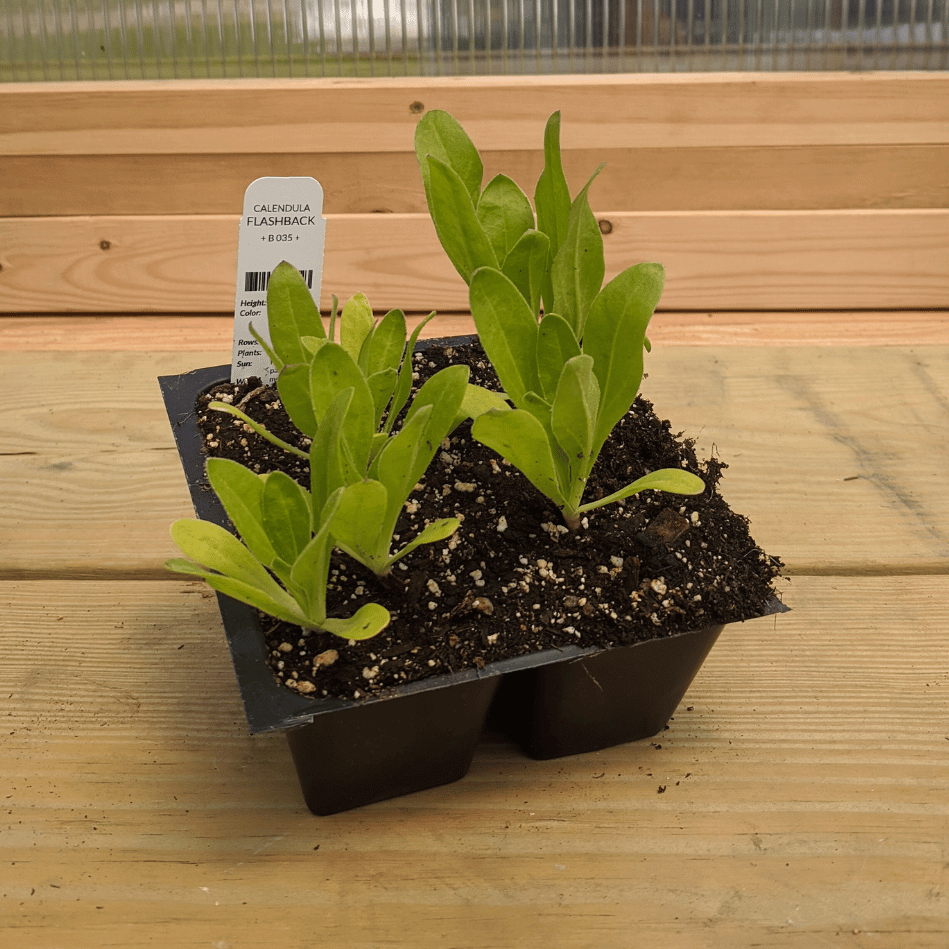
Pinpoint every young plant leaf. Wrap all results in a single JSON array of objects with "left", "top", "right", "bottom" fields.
[
  {"left": 534, "top": 111, "right": 572, "bottom": 313},
  {"left": 550, "top": 355, "right": 600, "bottom": 500},
  {"left": 577, "top": 469, "right": 705, "bottom": 517},
  {"left": 476, "top": 174, "right": 536, "bottom": 265},
  {"left": 550, "top": 166, "right": 605, "bottom": 339},
  {"left": 426, "top": 156, "right": 498, "bottom": 284},
  {"left": 168, "top": 518, "right": 288, "bottom": 601},
  {"left": 366, "top": 368, "right": 399, "bottom": 430},
  {"left": 385, "top": 518, "right": 460, "bottom": 570},
  {"left": 469, "top": 267, "right": 540, "bottom": 406},
  {"left": 339, "top": 292, "right": 374, "bottom": 365},
  {"left": 371, "top": 404, "right": 436, "bottom": 531},
  {"left": 308, "top": 343, "right": 375, "bottom": 474},
  {"left": 166, "top": 558, "right": 310, "bottom": 628},
  {"left": 471, "top": 409, "right": 567, "bottom": 509},
  {"left": 534, "top": 111, "right": 572, "bottom": 260},
  {"left": 500, "top": 229, "right": 549, "bottom": 318},
  {"left": 321, "top": 603, "right": 391, "bottom": 641},
  {"left": 266, "top": 261, "right": 324, "bottom": 366},
  {"left": 275, "top": 362, "right": 318, "bottom": 438},
  {"left": 288, "top": 487, "right": 342, "bottom": 620},
  {"left": 536, "top": 313, "right": 581, "bottom": 401},
  {"left": 583, "top": 262, "right": 665, "bottom": 458},
  {"left": 208, "top": 401, "right": 308, "bottom": 458},
  {"left": 414, "top": 108, "right": 483, "bottom": 206},
  {"left": 456, "top": 383, "right": 512, "bottom": 428},
  {"left": 308, "top": 387, "right": 361, "bottom": 517},
  {"left": 204, "top": 457, "right": 276, "bottom": 566},
  {"left": 385, "top": 311, "right": 436, "bottom": 435},
  {"left": 363, "top": 308, "right": 407, "bottom": 378},
  {"left": 261, "top": 470, "right": 312, "bottom": 567},
  {"left": 402, "top": 362, "right": 470, "bottom": 443},
  {"left": 521, "top": 391, "right": 570, "bottom": 500},
  {"left": 330, "top": 479, "right": 390, "bottom": 574}
]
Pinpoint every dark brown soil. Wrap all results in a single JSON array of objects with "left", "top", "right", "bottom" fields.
[{"left": 194, "top": 339, "right": 783, "bottom": 701}]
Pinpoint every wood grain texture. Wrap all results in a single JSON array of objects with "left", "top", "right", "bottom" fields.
[
  {"left": 1, "top": 346, "right": 947, "bottom": 578},
  {"left": 5, "top": 144, "right": 947, "bottom": 217},
  {"left": 0, "top": 576, "right": 947, "bottom": 948},
  {"left": 3, "top": 209, "right": 947, "bottom": 313},
  {"left": 4, "top": 311, "right": 949, "bottom": 352},
  {"left": 3, "top": 73, "right": 946, "bottom": 157}
]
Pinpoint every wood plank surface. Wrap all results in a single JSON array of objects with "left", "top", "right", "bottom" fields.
[
  {"left": 4, "top": 311, "right": 949, "bottom": 351},
  {"left": 4, "top": 73, "right": 946, "bottom": 157},
  {"left": 1, "top": 575, "right": 946, "bottom": 948},
  {"left": 1, "top": 346, "right": 947, "bottom": 579},
  {"left": 6, "top": 144, "right": 947, "bottom": 217},
  {"left": 3, "top": 209, "right": 947, "bottom": 313}
]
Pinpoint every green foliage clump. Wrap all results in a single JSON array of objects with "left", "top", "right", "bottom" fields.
[{"left": 416, "top": 110, "right": 704, "bottom": 529}]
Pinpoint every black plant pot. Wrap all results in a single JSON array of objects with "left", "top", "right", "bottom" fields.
[{"left": 160, "top": 344, "right": 785, "bottom": 814}]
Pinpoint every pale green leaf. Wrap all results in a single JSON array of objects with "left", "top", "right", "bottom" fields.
[
  {"left": 455, "top": 383, "right": 511, "bottom": 428},
  {"left": 275, "top": 362, "right": 318, "bottom": 438},
  {"left": 288, "top": 488, "right": 343, "bottom": 621},
  {"left": 426, "top": 156, "right": 498, "bottom": 284},
  {"left": 308, "top": 387, "right": 361, "bottom": 516},
  {"left": 471, "top": 408, "right": 567, "bottom": 509},
  {"left": 366, "top": 367, "right": 398, "bottom": 430},
  {"left": 534, "top": 111, "right": 572, "bottom": 313},
  {"left": 169, "top": 518, "right": 286, "bottom": 600},
  {"left": 165, "top": 559, "right": 310, "bottom": 628},
  {"left": 340, "top": 292, "right": 374, "bottom": 364},
  {"left": 550, "top": 355, "right": 600, "bottom": 493},
  {"left": 583, "top": 262, "right": 665, "bottom": 459},
  {"left": 309, "top": 343, "right": 375, "bottom": 474},
  {"left": 387, "top": 518, "right": 460, "bottom": 570},
  {"left": 500, "top": 229, "right": 549, "bottom": 318},
  {"left": 550, "top": 166, "right": 605, "bottom": 338},
  {"left": 469, "top": 267, "right": 540, "bottom": 406},
  {"left": 534, "top": 111, "right": 572, "bottom": 260},
  {"left": 364, "top": 308, "right": 407, "bottom": 377},
  {"left": 208, "top": 401, "right": 307, "bottom": 458},
  {"left": 414, "top": 108, "right": 483, "bottom": 205},
  {"left": 536, "top": 312, "right": 581, "bottom": 401},
  {"left": 266, "top": 261, "right": 323, "bottom": 366},
  {"left": 577, "top": 468, "right": 705, "bottom": 516},
  {"left": 261, "top": 470, "right": 311, "bottom": 566},
  {"left": 204, "top": 457, "right": 275, "bottom": 566},
  {"left": 321, "top": 603, "right": 390, "bottom": 641},
  {"left": 385, "top": 311, "right": 436, "bottom": 435},
  {"left": 330, "top": 479, "right": 391, "bottom": 574},
  {"left": 476, "top": 174, "right": 536, "bottom": 265}
]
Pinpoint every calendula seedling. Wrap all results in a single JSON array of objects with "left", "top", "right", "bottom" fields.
[
  {"left": 170, "top": 273, "right": 473, "bottom": 608},
  {"left": 416, "top": 110, "right": 704, "bottom": 529},
  {"left": 167, "top": 264, "right": 483, "bottom": 633},
  {"left": 166, "top": 460, "right": 390, "bottom": 640}
]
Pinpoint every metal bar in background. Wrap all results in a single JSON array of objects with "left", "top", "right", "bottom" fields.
[{"left": 1, "top": 0, "right": 946, "bottom": 79}]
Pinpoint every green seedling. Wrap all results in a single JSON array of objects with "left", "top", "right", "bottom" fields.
[
  {"left": 168, "top": 265, "right": 479, "bottom": 634},
  {"left": 416, "top": 110, "right": 704, "bottom": 529},
  {"left": 166, "top": 459, "right": 389, "bottom": 640},
  {"left": 304, "top": 355, "right": 470, "bottom": 576},
  {"left": 212, "top": 262, "right": 505, "bottom": 459}
]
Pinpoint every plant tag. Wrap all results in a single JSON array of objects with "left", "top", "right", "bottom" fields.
[{"left": 231, "top": 177, "right": 326, "bottom": 384}]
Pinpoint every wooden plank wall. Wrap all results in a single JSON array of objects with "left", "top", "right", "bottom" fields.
[{"left": 1, "top": 72, "right": 948, "bottom": 314}]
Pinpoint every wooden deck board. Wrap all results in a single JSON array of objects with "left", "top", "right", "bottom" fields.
[
  {"left": 1, "top": 576, "right": 947, "bottom": 948},
  {"left": 3, "top": 209, "right": 948, "bottom": 314},
  {"left": 3, "top": 311, "right": 949, "bottom": 351},
  {"left": 1, "top": 345, "right": 947, "bottom": 578}
]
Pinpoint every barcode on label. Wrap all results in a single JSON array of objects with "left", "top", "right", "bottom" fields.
[{"left": 243, "top": 269, "right": 313, "bottom": 292}]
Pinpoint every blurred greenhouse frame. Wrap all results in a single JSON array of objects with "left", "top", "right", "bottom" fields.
[{"left": 1, "top": 0, "right": 946, "bottom": 80}]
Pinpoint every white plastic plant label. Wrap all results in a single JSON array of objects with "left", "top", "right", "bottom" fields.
[{"left": 231, "top": 177, "right": 326, "bottom": 384}]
